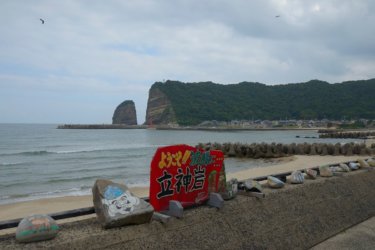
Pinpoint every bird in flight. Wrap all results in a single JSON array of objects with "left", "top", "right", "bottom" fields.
[
  {"left": 40, "top": 18, "right": 45, "bottom": 24},
  {"left": 275, "top": 15, "right": 280, "bottom": 18}
]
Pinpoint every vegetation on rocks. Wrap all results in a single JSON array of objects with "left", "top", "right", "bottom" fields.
[{"left": 151, "top": 79, "right": 375, "bottom": 125}]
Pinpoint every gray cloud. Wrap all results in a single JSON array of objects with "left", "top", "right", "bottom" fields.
[{"left": 0, "top": 0, "right": 374, "bottom": 123}]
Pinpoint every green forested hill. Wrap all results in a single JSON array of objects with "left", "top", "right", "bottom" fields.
[{"left": 151, "top": 79, "right": 375, "bottom": 125}]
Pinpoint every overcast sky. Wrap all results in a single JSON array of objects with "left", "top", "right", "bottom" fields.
[{"left": 1, "top": 0, "right": 374, "bottom": 124}]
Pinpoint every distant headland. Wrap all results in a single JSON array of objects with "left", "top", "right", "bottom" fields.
[{"left": 58, "top": 78, "right": 375, "bottom": 129}]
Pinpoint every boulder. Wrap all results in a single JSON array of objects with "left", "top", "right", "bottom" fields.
[
  {"left": 221, "top": 178, "right": 238, "bottom": 200},
  {"left": 290, "top": 171, "right": 304, "bottom": 184},
  {"left": 305, "top": 169, "right": 317, "bottom": 179},
  {"left": 359, "top": 148, "right": 367, "bottom": 156},
  {"left": 282, "top": 144, "right": 289, "bottom": 155},
  {"left": 246, "top": 145, "right": 255, "bottom": 158},
  {"left": 92, "top": 179, "right": 154, "bottom": 229},
  {"left": 275, "top": 143, "right": 284, "bottom": 157},
  {"left": 327, "top": 144, "right": 335, "bottom": 155},
  {"left": 16, "top": 214, "right": 59, "bottom": 243},
  {"left": 253, "top": 145, "right": 265, "bottom": 159},
  {"left": 267, "top": 176, "right": 285, "bottom": 189},
  {"left": 353, "top": 144, "right": 361, "bottom": 155},
  {"left": 222, "top": 143, "right": 230, "bottom": 155},
  {"left": 319, "top": 165, "right": 333, "bottom": 177},
  {"left": 213, "top": 142, "right": 222, "bottom": 151},
  {"left": 366, "top": 148, "right": 373, "bottom": 155},
  {"left": 243, "top": 179, "right": 263, "bottom": 193},
  {"left": 338, "top": 163, "right": 351, "bottom": 172},
  {"left": 296, "top": 144, "right": 304, "bottom": 155},
  {"left": 367, "top": 159, "right": 375, "bottom": 167},
  {"left": 348, "top": 162, "right": 359, "bottom": 170},
  {"left": 320, "top": 144, "right": 328, "bottom": 156},
  {"left": 357, "top": 159, "right": 370, "bottom": 168},
  {"left": 303, "top": 143, "right": 310, "bottom": 154},
  {"left": 367, "top": 158, "right": 375, "bottom": 167},
  {"left": 333, "top": 144, "right": 341, "bottom": 156},
  {"left": 239, "top": 144, "right": 248, "bottom": 157},
  {"left": 227, "top": 144, "right": 236, "bottom": 157},
  {"left": 315, "top": 144, "right": 323, "bottom": 155},
  {"left": 345, "top": 144, "right": 354, "bottom": 156},
  {"left": 309, "top": 144, "right": 317, "bottom": 155},
  {"left": 330, "top": 166, "right": 343, "bottom": 172},
  {"left": 265, "top": 144, "right": 274, "bottom": 158},
  {"left": 112, "top": 100, "right": 137, "bottom": 125},
  {"left": 287, "top": 143, "right": 295, "bottom": 154}
]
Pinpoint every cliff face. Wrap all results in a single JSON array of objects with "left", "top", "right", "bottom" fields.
[
  {"left": 144, "top": 87, "right": 176, "bottom": 125},
  {"left": 112, "top": 100, "right": 137, "bottom": 125}
]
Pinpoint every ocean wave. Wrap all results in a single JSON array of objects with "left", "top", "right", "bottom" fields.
[
  {"left": 57, "top": 164, "right": 131, "bottom": 174},
  {"left": 0, "top": 150, "right": 56, "bottom": 157},
  {"left": 46, "top": 175, "right": 116, "bottom": 183},
  {"left": 0, "top": 180, "right": 150, "bottom": 205},
  {"left": 0, "top": 162, "right": 27, "bottom": 167},
  {"left": 0, "top": 185, "right": 93, "bottom": 205},
  {"left": 55, "top": 145, "right": 155, "bottom": 154},
  {"left": 0, "top": 145, "right": 156, "bottom": 157}
]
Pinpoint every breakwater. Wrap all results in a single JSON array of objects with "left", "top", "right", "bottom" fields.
[
  {"left": 319, "top": 131, "right": 375, "bottom": 139},
  {"left": 57, "top": 124, "right": 148, "bottom": 129},
  {"left": 197, "top": 142, "right": 375, "bottom": 158}
]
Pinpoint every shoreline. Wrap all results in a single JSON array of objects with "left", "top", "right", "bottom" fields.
[
  {"left": 56, "top": 124, "right": 375, "bottom": 132},
  {"left": 57, "top": 124, "right": 325, "bottom": 131},
  {"left": 1, "top": 155, "right": 372, "bottom": 226}
]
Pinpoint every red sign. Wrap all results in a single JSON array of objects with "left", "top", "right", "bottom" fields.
[{"left": 149, "top": 144, "right": 224, "bottom": 212}]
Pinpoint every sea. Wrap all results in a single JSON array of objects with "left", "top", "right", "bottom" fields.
[{"left": 0, "top": 124, "right": 360, "bottom": 205}]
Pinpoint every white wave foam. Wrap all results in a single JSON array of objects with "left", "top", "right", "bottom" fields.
[{"left": 0, "top": 186, "right": 93, "bottom": 205}]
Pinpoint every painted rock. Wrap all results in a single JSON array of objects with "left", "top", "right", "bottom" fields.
[
  {"left": 305, "top": 169, "right": 317, "bottom": 179},
  {"left": 357, "top": 159, "right": 370, "bottom": 168},
  {"left": 319, "top": 165, "right": 333, "bottom": 177},
  {"left": 367, "top": 159, "right": 375, "bottom": 167},
  {"left": 290, "top": 170, "right": 304, "bottom": 184},
  {"left": 267, "top": 176, "right": 285, "bottom": 188},
  {"left": 243, "top": 179, "right": 263, "bottom": 192},
  {"left": 349, "top": 162, "right": 359, "bottom": 170},
  {"left": 221, "top": 178, "right": 238, "bottom": 200},
  {"left": 338, "top": 163, "right": 351, "bottom": 172},
  {"left": 16, "top": 214, "right": 59, "bottom": 243},
  {"left": 92, "top": 179, "right": 154, "bottom": 229},
  {"left": 329, "top": 166, "right": 342, "bottom": 172}
]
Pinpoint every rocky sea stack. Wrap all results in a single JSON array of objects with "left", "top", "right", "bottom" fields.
[
  {"left": 112, "top": 100, "right": 137, "bottom": 125},
  {"left": 144, "top": 86, "right": 176, "bottom": 125}
]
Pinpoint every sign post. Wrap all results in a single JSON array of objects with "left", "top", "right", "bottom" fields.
[{"left": 149, "top": 144, "right": 225, "bottom": 212}]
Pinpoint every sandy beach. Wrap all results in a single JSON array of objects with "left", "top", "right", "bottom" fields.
[{"left": 1, "top": 154, "right": 372, "bottom": 226}]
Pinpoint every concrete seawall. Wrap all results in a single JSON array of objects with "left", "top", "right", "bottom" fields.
[
  {"left": 57, "top": 124, "right": 148, "bottom": 129},
  {"left": 1, "top": 169, "right": 374, "bottom": 249}
]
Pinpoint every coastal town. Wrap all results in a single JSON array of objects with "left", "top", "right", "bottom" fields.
[{"left": 195, "top": 118, "right": 375, "bottom": 129}]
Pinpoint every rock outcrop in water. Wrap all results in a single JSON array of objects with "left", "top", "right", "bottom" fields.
[
  {"left": 112, "top": 100, "right": 137, "bottom": 125},
  {"left": 144, "top": 86, "right": 176, "bottom": 125}
]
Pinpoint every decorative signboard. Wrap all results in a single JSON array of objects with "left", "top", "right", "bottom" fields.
[{"left": 149, "top": 144, "right": 225, "bottom": 212}]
